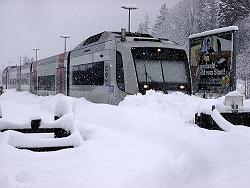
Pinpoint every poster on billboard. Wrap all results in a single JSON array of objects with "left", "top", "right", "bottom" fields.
[{"left": 189, "top": 26, "right": 238, "bottom": 96}]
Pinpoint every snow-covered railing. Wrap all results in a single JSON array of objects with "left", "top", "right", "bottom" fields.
[
  {"left": 1, "top": 129, "right": 83, "bottom": 152},
  {"left": 195, "top": 91, "right": 250, "bottom": 130},
  {"left": 0, "top": 114, "right": 74, "bottom": 138},
  {"left": 0, "top": 100, "right": 83, "bottom": 151}
]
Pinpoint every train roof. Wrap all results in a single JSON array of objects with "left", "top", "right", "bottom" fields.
[
  {"left": 4, "top": 32, "right": 184, "bottom": 70},
  {"left": 34, "top": 52, "right": 70, "bottom": 66},
  {"left": 73, "top": 31, "right": 181, "bottom": 51}
]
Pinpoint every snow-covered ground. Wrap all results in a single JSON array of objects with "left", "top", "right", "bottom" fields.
[{"left": 1, "top": 90, "right": 250, "bottom": 188}]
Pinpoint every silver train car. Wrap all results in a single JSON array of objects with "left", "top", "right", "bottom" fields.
[{"left": 2, "top": 31, "right": 191, "bottom": 105}]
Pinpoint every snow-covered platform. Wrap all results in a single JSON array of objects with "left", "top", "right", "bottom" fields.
[{"left": 1, "top": 90, "right": 250, "bottom": 187}]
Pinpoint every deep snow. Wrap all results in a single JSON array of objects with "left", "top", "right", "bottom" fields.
[{"left": 1, "top": 90, "right": 250, "bottom": 188}]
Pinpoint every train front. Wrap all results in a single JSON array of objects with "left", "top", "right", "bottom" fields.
[
  {"left": 116, "top": 32, "right": 191, "bottom": 95},
  {"left": 131, "top": 46, "right": 191, "bottom": 95}
]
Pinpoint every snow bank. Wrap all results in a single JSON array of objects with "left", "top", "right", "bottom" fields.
[
  {"left": 1, "top": 90, "right": 250, "bottom": 188},
  {"left": 120, "top": 90, "right": 202, "bottom": 123},
  {"left": 54, "top": 96, "right": 75, "bottom": 117},
  {"left": 226, "top": 90, "right": 244, "bottom": 97},
  {"left": 41, "top": 113, "right": 76, "bottom": 132}
]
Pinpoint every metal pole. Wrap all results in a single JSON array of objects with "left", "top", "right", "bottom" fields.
[
  {"left": 33, "top": 49, "right": 40, "bottom": 61},
  {"left": 64, "top": 37, "right": 67, "bottom": 53},
  {"left": 128, "top": 9, "right": 131, "bottom": 32},
  {"left": 60, "top": 36, "right": 70, "bottom": 53},
  {"left": 121, "top": 5, "right": 138, "bottom": 33}
]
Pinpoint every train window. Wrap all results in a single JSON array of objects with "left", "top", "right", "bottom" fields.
[
  {"left": 116, "top": 51, "right": 125, "bottom": 91},
  {"left": 135, "top": 60, "right": 163, "bottom": 83},
  {"left": 21, "top": 73, "right": 30, "bottom": 85},
  {"left": 86, "top": 64, "right": 92, "bottom": 70},
  {"left": 38, "top": 75, "right": 55, "bottom": 91},
  {"left": 162, "top": 61, "right": 188, "bottom": 83},
  {"left": 78, "top": 64, "right": 85, "bottom": 71},
  {"left": 72, "top": 61, "right": 104, "bottom": 86},
  {"left": 72, "top": 66, "right": 79, "bottom": 71},
  {"left": 83, "top": 32, "right": 104, "bottom": 46},
  {"left": 132, "top": 47, "right": 189, "bottom": 84}
]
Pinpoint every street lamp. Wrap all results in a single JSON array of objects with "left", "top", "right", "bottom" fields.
[
  {"left": 60, "top": 35, "right": 70, "bottom": 53},
  {"left": 18, "top": 56, "right": 22, "bottom": 66},
  {"left": 121, "top": 5, "right": 138, "bottom": 32},
  {"left": 33, "top": 49, "right": 40, "bottom": 61}
]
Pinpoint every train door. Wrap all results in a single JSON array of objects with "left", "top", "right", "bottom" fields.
[
  {"left": 30, "top": 62, "right": 37, "bottom": 94},
  {"left": 56, "top": 53, "right": 66, "bottom": 95},
  {"left": 113, "top": 43, "right": 127, "bottom": 104}
]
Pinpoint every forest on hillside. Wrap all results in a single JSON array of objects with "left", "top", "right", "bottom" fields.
[{"left": 138, "top": 0, "right": 250, "bottom": 95}]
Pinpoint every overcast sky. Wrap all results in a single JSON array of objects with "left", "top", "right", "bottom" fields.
[{"left": 0, "top": 0, "right": 180, "bottom": 67}]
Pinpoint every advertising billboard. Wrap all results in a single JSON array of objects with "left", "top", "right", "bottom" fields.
[{"left": 189, "top": 26, "right": 238, "bottom": 96}]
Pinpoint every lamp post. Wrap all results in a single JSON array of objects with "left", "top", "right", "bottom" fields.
[
  {"left": 33, "top": 49, "right": 40, "bottom": 61},
  {"left": 60, "top": 35, "right": 70, "bottom": 53},
  {"left": 18, "top": 56, "right": 22, "bottom": 66},
  {"left": 121, "top": 5, "right": 138, "bottom": 32}
]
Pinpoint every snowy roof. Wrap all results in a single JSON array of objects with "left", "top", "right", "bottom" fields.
[{"left": 189, "top": 26, "right": 239, "bottom": 39}]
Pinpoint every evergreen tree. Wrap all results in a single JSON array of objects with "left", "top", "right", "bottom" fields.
[
  {"left": 219, "top": 0, "right": 250, "bottom": 27},
  {"left": 137, "top": 22, "right": 144, "bottom": 33},
  {"left": 31, "top": 57, "right": 35, "bottom": 63},
  {"left": 137, "top": 14, "right": 151, "bottom": 34},
  {"left": 151, "top": 3, "right": 169, "bottom": 36},
  {"left": 22, "top": 56, "right": 31, "bottom": 64},
  {"left": 194, "top": 0, "right": 209, "bottom": 32},
  {"left": 207, "top": 0, "right": 219, "bottom": 29}
]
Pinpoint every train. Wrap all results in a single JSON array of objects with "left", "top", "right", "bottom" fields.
[{"left": 2, "top": 30, "right": 192, "bottom": 105}]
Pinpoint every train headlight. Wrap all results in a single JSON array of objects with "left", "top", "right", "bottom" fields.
[
  {"left": 180, "top": 85, "right": 185, "bottom": 89},
  {"left": 144, "top": 84, "right": 149, "bottom": 89},
  {"left": 157, "top": 48, "right": 161, "bottom": 52}
]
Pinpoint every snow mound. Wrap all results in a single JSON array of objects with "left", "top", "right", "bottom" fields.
[
  {"left": 54, "top": 96, "right": 76, "bottom": 117},
  {"left": 1, "top": 90, "right": 250, "bottom": 188},
  {"left": 120, "top": 90, "right": 202, "bottom": 123},
  {"left": 226, "top": 90, "right": 244, "bottom": 97}
]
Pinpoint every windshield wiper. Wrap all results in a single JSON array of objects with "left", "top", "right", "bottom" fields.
[
  {"left": 143, "top": 63, "right": 168, "bottom": 94},
  {"left": 143, "top": 64, "right": 156, "bottom": 83},
  {"left": 160, "top": 62, "right": 168, "bottom": 94},
  {"left": 144, "top": 64, "right": 148, "bottom": 83}
]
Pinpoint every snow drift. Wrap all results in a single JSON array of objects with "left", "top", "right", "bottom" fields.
[{"left": 1, "top": 90, "right": 250, "bottom": 188}]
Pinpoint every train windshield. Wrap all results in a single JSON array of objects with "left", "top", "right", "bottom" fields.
[
  {"left": 135, "top": 60, "right": 188, "bottom": 83},
  {"left": 131, "top": 47, "right": 190, "bottom": 93}
]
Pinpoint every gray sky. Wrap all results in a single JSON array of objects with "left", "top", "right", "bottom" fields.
[{"left": 0, "top": 0, "right": 180, "bottom": 67}]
